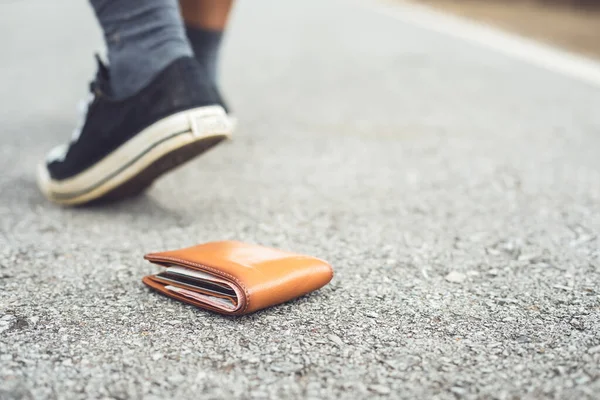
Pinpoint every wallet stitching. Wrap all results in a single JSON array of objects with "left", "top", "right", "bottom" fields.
[{"left": 147, "top": 256, "right": 250, "bottom": 313}]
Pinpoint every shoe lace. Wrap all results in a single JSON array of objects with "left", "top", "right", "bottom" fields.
[
  {"left": 46, "top": 55, "right": 107, "bottom": 164},
  {"left": 45, "top": 87, "right": 95, "bottom": 163},
  {"left": 71, "top": 91, "right": 95, "bottom": 143}
]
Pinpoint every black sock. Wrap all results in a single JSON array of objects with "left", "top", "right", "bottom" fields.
[{"left": 185, "top": 25, "right": 223, "bottom": 84}]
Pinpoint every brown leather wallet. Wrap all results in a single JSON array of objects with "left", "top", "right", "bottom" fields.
[{"left": 142, "top": 241, "right": 333, "bottom": 315}]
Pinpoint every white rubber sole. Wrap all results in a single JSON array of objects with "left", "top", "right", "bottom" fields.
[{"left": 38, "top": 105, "right": 232, "bottom": 206}]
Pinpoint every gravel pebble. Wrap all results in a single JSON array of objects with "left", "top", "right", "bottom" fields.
[
  {"left": 445, "top": 271, "right": 467, "bottom": 283},
  {"left": 368, "top": 385, "right": 391, "bottom": 395},
  {"left": 327, "top": 334, "right": 344, "bottom": 347},
  {"left": 587, "top": 345, "right": 600, "bottom": 354}
]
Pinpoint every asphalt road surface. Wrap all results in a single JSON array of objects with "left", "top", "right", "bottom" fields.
[{"left": 1, "top": 0, "right": 599, "bottom": 398}]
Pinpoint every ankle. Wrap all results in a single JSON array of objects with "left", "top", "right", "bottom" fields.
[{"left": 184, "top": 25, "right": 223, "bottom": 84}]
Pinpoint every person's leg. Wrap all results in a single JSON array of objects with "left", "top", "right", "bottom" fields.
[
  {"left": 180, "top": 0, "right": 234, "bottom": 84},
  {"left": 38, "top": 0, "right": 232, "bottom": 206},
  {"left": 90, "top": 0, "right": 193, "bottom": 99}
]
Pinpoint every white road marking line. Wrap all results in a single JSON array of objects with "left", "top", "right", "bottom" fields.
[{"left": 369, "top": 0, "right": 600, "bottom": 89}]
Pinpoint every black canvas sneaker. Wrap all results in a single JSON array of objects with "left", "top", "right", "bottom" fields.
[{"left": 37, "top": 56, "right": 232, "bottom": 206}]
